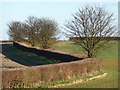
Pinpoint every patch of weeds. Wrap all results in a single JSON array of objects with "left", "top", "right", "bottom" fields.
[
  {"left": 77, "top": 71, "right": 104, "bottom": 80},
  {"left": 37, "top": 71, "right": 105, "bottom": 88},
  {"left": 37, "top": 79, "right": 70, "bottom": 88}
]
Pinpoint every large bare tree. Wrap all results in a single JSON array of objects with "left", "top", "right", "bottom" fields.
[{"left": 65, "top": 6, "right": 117, "bottom": 58}]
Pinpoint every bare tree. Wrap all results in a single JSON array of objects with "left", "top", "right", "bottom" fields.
[
  {"left": 25, "top": 16, "right": 39, "bottom": 46},
  {"left": 8, "top": 16, "right": 59, "bottom": 48},
  {"left": 38, "top": 18, "right": 59, "bottom": 49},
  {"left": 8, "top": 21, "right": 27, "bottom": 42},
  {"left": 65, "top": 6, "right": 117, "bottom": 58},
  {"left": 25, "top": 17, "right": 59, "bottom": 48}
]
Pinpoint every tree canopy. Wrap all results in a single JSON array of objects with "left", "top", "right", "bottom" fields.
[{"left": 8, "top": 16, "right": 59, "bottom": 49}]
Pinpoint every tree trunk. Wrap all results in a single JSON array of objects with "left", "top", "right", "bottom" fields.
[{"left": 87, "top": 50, "right": 93, "bottom": 58}]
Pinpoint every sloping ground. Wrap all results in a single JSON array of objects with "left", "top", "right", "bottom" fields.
[
  {"left": 1, "top": 41, "right": 118, "bottom": 88},
  {"left": 1, "top": 43, "right": 56, "bottom": 67},
  {"left": 51, "top": 41, "right": 118, "bottom": 88},
  {"left": 17, "top": 41, "right": 87, "bottom": 59},
  {"left": 2, "top": 58, "right": 101, "bottom": 88},
  {"left": 1, "top": 41, "right": 85, "bottom": 68},
  {"left": 1, "top": 54, "right": 26, "bottom": 68},
  {"left": 13, "top": 42, "right": 83, "bottom": 62}
]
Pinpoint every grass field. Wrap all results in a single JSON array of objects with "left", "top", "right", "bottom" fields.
[
  {"left": 51, "top": 40, "right": 118, "bottom": 88},
  {"left": 1, "top": 40, "right": 119, "bottom": 88}
]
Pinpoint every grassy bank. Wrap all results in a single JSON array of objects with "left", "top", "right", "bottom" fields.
[
  {"left": 2, "top": 40, "right": 118, "bottom": 88},
  {"left": 51, "top": 40, "right": 118, "bottom": 88}
]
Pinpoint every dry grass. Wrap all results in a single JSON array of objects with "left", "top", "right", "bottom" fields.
[{"left": 2, "top": 58, "right": 101, "bottom": 88}]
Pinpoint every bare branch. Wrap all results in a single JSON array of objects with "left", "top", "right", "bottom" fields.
[{"left": 64, "top": 6, "right": 116, "bottom": 57}]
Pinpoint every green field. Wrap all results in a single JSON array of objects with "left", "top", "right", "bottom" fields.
[
  {"left": 51, "top": 40, "right": 118, "bottom": 88},
  {"left": 2, "top": 40, "right": 119, "bottom": 88}
]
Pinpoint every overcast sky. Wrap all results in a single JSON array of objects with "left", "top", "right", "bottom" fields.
[{"left": 0, "top": 0, "right": 118, "bottom": 40}]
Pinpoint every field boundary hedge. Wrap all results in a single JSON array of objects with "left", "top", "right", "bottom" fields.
[{"left": 2, "top": 58, "right": 101, "bottom": 88}]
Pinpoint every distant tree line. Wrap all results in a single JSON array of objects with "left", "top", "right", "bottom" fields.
[{"left": 8, "top": 16, "right": 59, "bottom": 49}]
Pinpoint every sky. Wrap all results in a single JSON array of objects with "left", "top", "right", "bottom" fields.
[{"left": 0, "top": 0, "right": 118, "bottom": 40}]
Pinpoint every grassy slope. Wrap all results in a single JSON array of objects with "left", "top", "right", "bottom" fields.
[
  {"left": 52, "top": 41, "right": 85, "bottom": 54},
  {"left": 2, "top": 41, "right": 118, "bottom": 88},
  {"left": 52, "top": 40, "right": 118, "bottom": 88}
]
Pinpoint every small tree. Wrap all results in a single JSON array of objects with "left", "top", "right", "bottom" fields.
[
  {"left": 38, "top": 18, "right": 59, "bottom": 49},
  {"left": 8, "top": 21, "right": 26, "bottom": 42},
  {"left": 25, "top": 17, "right": 59, "bottom": 48},
  {"left": 65, "top": 6, "right": 117, "bottom": 58},
  {"left": 25, "top": 16, "right": 39, "bottom": 47},
  {"left": 8, "top": 16, "right": 59, "bottom": 49}
]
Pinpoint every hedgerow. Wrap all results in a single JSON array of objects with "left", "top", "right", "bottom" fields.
[{"left": 2, "top": 58, "right": 101, "bottom": 88}]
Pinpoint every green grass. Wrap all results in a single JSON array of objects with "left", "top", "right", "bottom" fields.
[
  {"left": 51, "top": 40, "right": 118, "bottom": 88},
  {"left": 38, "top": 71, "right": 105, "bottom": 88},
  {"left": 2, "top": 40, "right": 119, "bottom": 88},
  {"left": 52, "top": 41, "right": 85, "bottom": 54}
]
